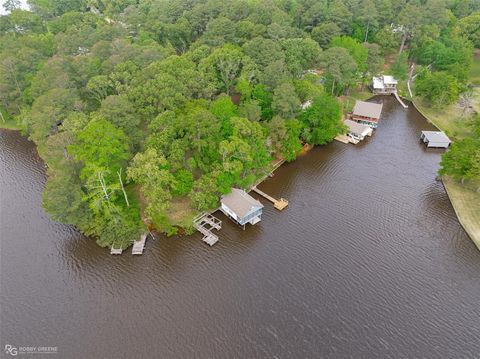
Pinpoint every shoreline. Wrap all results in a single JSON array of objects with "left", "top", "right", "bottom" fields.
[
  {"left": 442, "top": 177, "right": 480, "bottom": 250},
  {"left": 410, "top": 98, "right": 480, "bottom": 250},
  {"left": 4, "top": 98, "right": 478, "bottom": 251}
]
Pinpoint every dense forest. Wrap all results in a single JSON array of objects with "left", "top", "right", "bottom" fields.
[{"left": 1, "top": 0, "right": 479, "bottom": 248}]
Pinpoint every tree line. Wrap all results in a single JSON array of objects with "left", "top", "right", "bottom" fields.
[{"left": 1, "top": 0, "right": 478, "bottom": 247}]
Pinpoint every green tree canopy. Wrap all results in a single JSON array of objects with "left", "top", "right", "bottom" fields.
[{"left": 299, "top": 93, "right": 344, "bottom": 145}]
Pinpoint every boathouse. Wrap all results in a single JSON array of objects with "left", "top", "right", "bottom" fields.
[
  {"left": 221, "top": 188, "right": 263, "bottom": 228},
  {"left": 344, "top": 119, "right": 373, "bottom": 141},
  {"left": 372, "top": 75, "right": 398, "bottom": 94},
  {"left": 420, "top": 131, "right": 451, "bottom": 148},
  {"left": 351, "top": 100, "right": 383, "bottom": 128}
]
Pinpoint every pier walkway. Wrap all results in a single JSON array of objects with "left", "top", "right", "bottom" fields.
[
  {"left": 393, "top": 92, "right": 408, "bottom": 108},
  {"left": 193, "top": 213, "right": 222, "bottom": 246},
  {"left": 252, "top": 187, "right": 288, "bottom": 210}
]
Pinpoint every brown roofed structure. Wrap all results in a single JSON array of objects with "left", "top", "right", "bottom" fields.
[
  {"left": 351, "top": 100, "right": 384, "bottom": 128},
  {"left": 352, "top": 101, "right": 383, "bottom": 120}
]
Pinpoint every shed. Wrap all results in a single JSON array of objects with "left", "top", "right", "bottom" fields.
[
  {"left": 420, "top": 131, "right": 451, "bottom": 148},
  {"left": 221, "top": 188, "right": 264, "bottom": 228},
  {"left": 351, "top": 100, "right": 383, "bottom": 128},
  {"left": 344, "top": 119, "right": 373, "bottom": 141}
]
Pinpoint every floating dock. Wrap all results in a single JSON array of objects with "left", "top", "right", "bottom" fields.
[
  {"left": 251, "top": 187, "right": 288, "bottom": 211},
  {"left": 110, "top": 247, "right": 123, "bottom": 255},
  {"left": 132, "top": 234, "right": 147, "bottom": 255},
  {"left": 334, "top": 134, "right": 359, "bottom": 144},
  {"left": 193, "top": 213, "right": 222, "bottom": 246}
]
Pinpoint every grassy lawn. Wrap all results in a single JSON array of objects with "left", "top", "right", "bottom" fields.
[
  {"left": 413, "top": 98, "right": 474, "bottom": 139},
  {"left": 443, "top": 177, "right": 480, "bottom": 250},
  {"left": 167, "top": 196, "right": 197, "bottom": 230}
]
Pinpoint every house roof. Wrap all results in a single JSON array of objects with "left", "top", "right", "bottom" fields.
[
  {"left": 383, "top": 75, "right": 398, "bottom": 85},
  {"left": 353, "top": 100, "right": 383, "bottom": 120},
  {"left": 221, "top": 188, "right": 263, "bottom": 218},
  {"left": 344, "top": 119, "right": 372, "bottom": 136},
  {"left": 372, "top": 76, "right": 384, "bottom": 89},
  {"left": 372, "top": 75, "right": 398, "bottom": 89},
  {"left": 421, "top": 131, "right": 451, "bottom": 143}
]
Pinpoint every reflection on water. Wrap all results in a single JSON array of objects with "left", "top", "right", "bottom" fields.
[{"left": 1, "top": 97, "right": 480, "bottom": 358}]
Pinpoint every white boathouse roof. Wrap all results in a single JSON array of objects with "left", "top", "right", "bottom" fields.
[
  {"left": 421, "top": 131, "right": 451, "bottom": 144},
  {"left": 344, "top": 119, "right": 372, "bottom": 137},
  {"left": 221, "top": 188, "right": 263, "bottom": 218}
]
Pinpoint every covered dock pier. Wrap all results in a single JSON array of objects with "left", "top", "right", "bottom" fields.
[{"left": 420, "top": 131, "right": 451, "bottom": 148}]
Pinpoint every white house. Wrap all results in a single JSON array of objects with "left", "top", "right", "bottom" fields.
[
  {"left": 221, "top": 188, "right": 264, "bottom": 228},
  {"left": 372, "top": 75, "right": 398, "bottom": 94}
]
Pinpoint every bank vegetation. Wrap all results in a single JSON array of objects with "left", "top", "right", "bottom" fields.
[{"left": 1, "top": 0, "right": 478, "bottom": 248}]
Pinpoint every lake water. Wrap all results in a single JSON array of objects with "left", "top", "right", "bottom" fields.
[{"left": 1, "top": 96, "right": 480, "bottom": 358}]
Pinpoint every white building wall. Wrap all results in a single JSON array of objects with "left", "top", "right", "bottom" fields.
[{"left": 221, "top": 203, "right": 239, "bottom": 222}]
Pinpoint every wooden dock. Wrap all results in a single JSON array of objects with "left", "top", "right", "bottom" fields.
[
  {"left": 252, "top": 187, "right": 288, "bottom": 210},
  {"left": 110, "top": 247, "right": 123, "bottom": 255},
  {"left": 193, "top": 213, "right": 222, "bottom": 246},
  {"left": 132, "top": 234, "right": 147, "bottom": 255},
  {"left": 334, "top": 134, "right": 359, "bottom": 144},
  {"left": 334, "top": 134, "right": 349, "bottom": 144}
]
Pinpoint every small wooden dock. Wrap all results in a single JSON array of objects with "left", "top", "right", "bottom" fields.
[
  {"left": 132, "top": 234, "right": 147, "bottom": 255},
  {"left": 334, "top": 134, "right": 349, "bottom": 143},
  {"left": 252, "top": 187, "right": 288, "bottom": 210},
  {"left": 193, "top": 213, "right": 222, "bottom": 246},
  {"left": 334, "top": 134, "right": 359, "bottom": 144},
  {"left": 110, "top": 247, "right": 123, "bottom": 255}
]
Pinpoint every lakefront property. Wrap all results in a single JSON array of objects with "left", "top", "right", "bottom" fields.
[
  {"left": 372, "top": 75, "right": 398, "bottom": 95},
  {"left": 350, "top": 100, "right": 384, "bottom": 128},
  {"left": 220, "top": 188, "right": 264, "bottom": 228},
  {"left": 344, "top": 119, "right": 373, "bottom": 142},
  {"left": 1, "top": 0, "right": 480, "bottom": 358},
  {"left": 420, "top": 131, "right": 451, "bottom": 148}
]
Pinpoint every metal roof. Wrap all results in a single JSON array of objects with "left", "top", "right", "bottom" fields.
[
  {"left": 221, "top": 188, "right": 263, "bottom": 218},
  {"left": 344, "top": 119, "right": 372, "bottom": 136},
  {"left": 421, "top": 131, "right": 451, "bottom": 143},
  {"left": 372, "top": 76, "right": 384, "bottom": 89},
  {"left": 383, "top": 75, "right": 398, "bottom": 85},
  {"left": 353, "top": 100, "right": 383, "bottom": 120}
]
